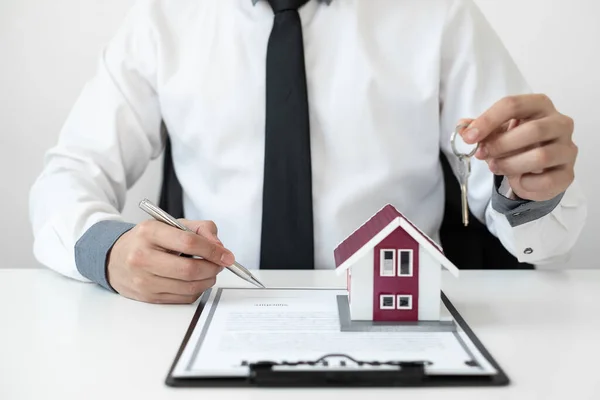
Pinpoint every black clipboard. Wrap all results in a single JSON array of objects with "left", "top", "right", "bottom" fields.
[{"left": 165, "top": 290, "right": 509, "bottom": 388}]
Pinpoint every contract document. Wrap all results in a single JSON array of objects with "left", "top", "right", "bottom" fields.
[{"left": 171, "top": 288, "right": 498, "bottom": 379}]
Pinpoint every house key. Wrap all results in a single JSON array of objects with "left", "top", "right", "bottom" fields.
[
  {"left": 451, "top": 124, "right": 479, "bottom": 227},
  {"left": 457, "top": 154, "right": 471, "bottom": 226}
]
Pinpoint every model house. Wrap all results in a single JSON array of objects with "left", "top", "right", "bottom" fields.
[{"left": 334, "top": 204, "right": 460, "bottom": 322}]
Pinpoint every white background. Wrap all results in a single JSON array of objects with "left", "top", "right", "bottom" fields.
[{"left": 1, "top": 0, "right": 598, "bottom": 271}]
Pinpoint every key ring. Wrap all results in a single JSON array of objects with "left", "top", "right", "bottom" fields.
[{"left": 451, "top": 123, "right": 479, "bottom": 158}]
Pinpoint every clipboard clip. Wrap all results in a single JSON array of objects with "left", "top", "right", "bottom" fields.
[{"left": 248, "top": 354, "right": 432, "bottom": 387}]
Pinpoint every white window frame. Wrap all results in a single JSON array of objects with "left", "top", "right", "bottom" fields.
[
  {"left": 397, "top": 249, "right": 414, "bottom": 277},
  {"left": 379, "top": 249, "right": 396, "bottom": 277},
  {"left": 380, "top": 294, "right": 395, "bottom": 310},
  {"left": 396, "top": 295, "right": 413, "bottom": 310}
]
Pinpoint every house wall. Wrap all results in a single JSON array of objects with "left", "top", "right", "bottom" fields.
[
  {"left": 349, "top": 249, "right": 373, "bottom": 320},
  {"left": 418, "top": 244, "right": 442, "bottom": 320},
  {"left": 373, "top": 227, "right": 419, "bottom": 321}
]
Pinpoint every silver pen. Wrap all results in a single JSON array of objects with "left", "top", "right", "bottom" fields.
[{"left": 138, "top": 198, "right": 265, "bottom": 289}]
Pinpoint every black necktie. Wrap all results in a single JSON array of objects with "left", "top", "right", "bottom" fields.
[{"left": 260, "top": 0, "right": 314, "bottom": 270}]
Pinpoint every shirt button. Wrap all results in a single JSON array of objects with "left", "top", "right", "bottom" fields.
[{"left": 524, "top": 248, "right": 533, "bottom": 255}]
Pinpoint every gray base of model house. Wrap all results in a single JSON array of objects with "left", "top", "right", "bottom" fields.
[{"left": 336, "top": 295, "right": 457, "bottom": 333}]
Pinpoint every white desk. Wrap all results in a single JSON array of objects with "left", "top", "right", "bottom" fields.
[{"left": 1, "top": 268, "right": 599, "bottom": 400}]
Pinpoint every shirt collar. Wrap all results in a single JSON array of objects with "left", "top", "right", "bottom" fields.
[{"left": 251, "top": 0, "right": 332, "bottom": 5}]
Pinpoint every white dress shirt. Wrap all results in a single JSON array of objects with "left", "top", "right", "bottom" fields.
[{"left": 29, "top": 0, "right": 587, "bottom": 284}]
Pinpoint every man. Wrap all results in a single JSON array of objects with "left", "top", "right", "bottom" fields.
[{"left": 29, "top": 0, "right": 586, "bottom": 304}]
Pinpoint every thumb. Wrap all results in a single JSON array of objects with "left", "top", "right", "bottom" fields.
[
  {"left": 506, "top": 175, "right": 531, "bottom": 201},
  {"left": 179, "top": 219, "right": 223, "bottom": 246}
]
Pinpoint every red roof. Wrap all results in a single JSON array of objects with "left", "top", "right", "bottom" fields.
[{"left": 334, "top": 204, "right": 443, "bottom": 269}]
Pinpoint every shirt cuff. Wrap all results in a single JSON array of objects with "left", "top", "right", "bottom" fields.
[
  {"left": 491, "top": 175, "right": 565, "bottom": 227},
  {"left": 74, "top": 220, "right": 136, "bottom": 292}
]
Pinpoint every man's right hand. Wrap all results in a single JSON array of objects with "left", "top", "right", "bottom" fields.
[{"left": 106, "top": 219, "right": 235, "bottom": 304}]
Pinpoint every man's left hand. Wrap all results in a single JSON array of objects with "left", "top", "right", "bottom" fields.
[{"left": 460, "top": 94, "right": 578, "bottom": 202}]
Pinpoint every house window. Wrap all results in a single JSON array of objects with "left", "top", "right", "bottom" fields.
[
  {"left": 397, "top": 250, "right": 413, "bottom": 276},
  {"left": 380, "top": 249, "right": 395, "bottom": 276},
  {"left": 397, "top": 295, "right": 413, "bottom": 310},
  {"left": 380, "top": 294, "right": 395, "bottom": 309}
]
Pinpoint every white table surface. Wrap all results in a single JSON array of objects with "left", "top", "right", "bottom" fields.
[{"left": 1, "top": 268, "right": 599, "bottom": 400}]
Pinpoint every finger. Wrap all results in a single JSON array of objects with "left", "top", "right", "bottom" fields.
[
  {"left": 455, "top": 118, "right": 475, "bottom": 131},
  {"left": 457, "top": 119, "right": 506, "bottom": 158},
  {"left": 137, "top": 292, "right": 201, "bottom": 305},
  {"left": 132, "top": 272, "right": 216, "bottom": 297},
  {"left": 463, "top": 94, "right": 556, "bottom": 144},
  {"left": 471, "top": 121, "right": 512, "bottom": 159},
  {"left": 112, "top": 285, "right": 201, "bottom": 304},
  {"left": 459, "top": 119, "right": 509, "bottom": 138},
  {"left": 143, "top": 223, "right": 235, "bottom": 266},
  {"left": 180, "top": 219, "right": 223, "bottom": 246},
  {"left": 156, "top": 276, "right": 216, "bottom": 297},
  {"left": 149, "top": 293, "right": 202, "bottom": 305},
  {"left": 489, "top": 142, "right": 576, "bottom": 177},
  {"left": 198, "top": 222, "right": 223, "bottom": 245},
  {"left": 479, "top": 117, "right": 565, "bottom": 159},
  {"left": 507, "top": 118, "right": 521, "bottom": 131},
  {"left": 514, "top": 166, "right": 574, "bottom": 201},
  {"left": 138, "top": 248, "right": 223, "bottom": 281}
]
